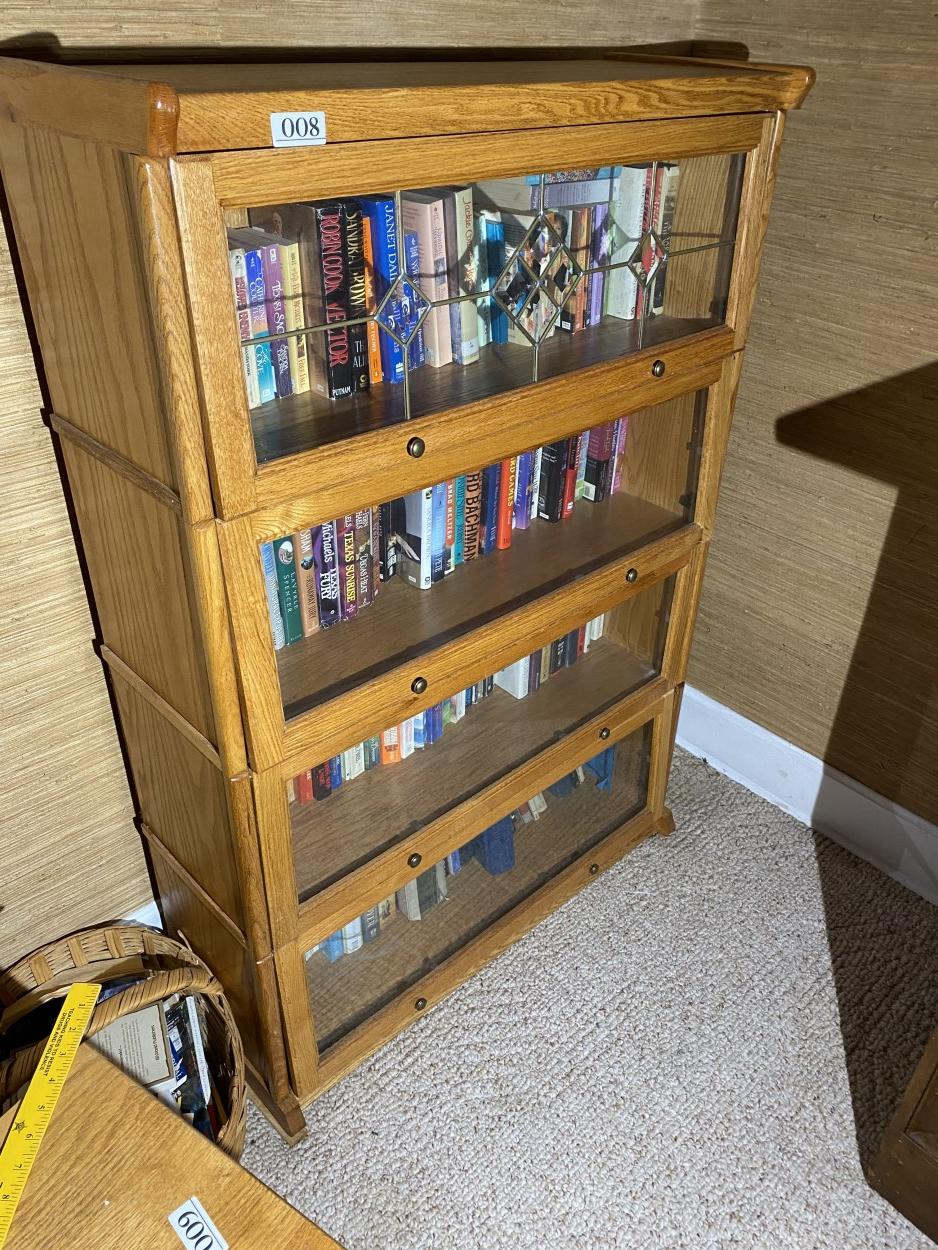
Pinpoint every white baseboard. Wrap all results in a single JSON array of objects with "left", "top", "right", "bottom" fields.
[{"left": 676, "top": 685, "right": 938, "bottom": 907}]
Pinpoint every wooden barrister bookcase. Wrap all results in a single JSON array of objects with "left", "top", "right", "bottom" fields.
[{"left": 0, "top": 51, "right": 813, "bottom": 1139}]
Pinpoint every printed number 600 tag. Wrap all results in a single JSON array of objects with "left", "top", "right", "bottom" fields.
[
  {"left": 168, "top": 1196, "right": 229, "bottom": 1250},
  {"left": 270, "top": 111, "right": 327, "bottom": 147}
]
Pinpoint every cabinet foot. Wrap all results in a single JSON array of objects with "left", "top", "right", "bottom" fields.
[
  {"left": 246, "top": 1063, "right": 308, "bottom": 1145},
  {"left": 655, "top": 807, "right": 676, "bottom": 836}
]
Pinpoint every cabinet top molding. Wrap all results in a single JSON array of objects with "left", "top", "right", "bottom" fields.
[{"left": 0, "top": 53, "right": 814, "bottom": 158}]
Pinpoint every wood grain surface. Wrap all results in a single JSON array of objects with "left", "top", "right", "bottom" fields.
[
  {"left": 689, "top": 5, "right": 938, "bottom": 823},
  {"left": 0, "top": 1046, "right": 342, "bottom": 1249}
]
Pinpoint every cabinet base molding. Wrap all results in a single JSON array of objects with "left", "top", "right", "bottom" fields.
[{"left": 245, "top": 1057, "right": 308, "bottom": 1145}]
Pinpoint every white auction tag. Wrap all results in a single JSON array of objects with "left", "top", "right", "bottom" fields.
[
  {"left": 269, "top": 111, "right": 327, "bottom": 147},
  {"left": 168, "top": 1195, "right": 229, "bottom": 1249}
]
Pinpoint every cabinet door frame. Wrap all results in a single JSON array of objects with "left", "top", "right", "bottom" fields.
[
  {"left": 271, "top": 686, "right": 676, "bottom": 1103},
  {"left": 170, "top": 111, "right": 767, "bottom": 521}
]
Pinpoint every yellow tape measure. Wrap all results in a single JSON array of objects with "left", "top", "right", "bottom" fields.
[{"left": 0, "top": 982, "right": 101, "bottom": 1247}]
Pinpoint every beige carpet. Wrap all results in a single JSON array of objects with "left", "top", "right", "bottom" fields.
[{"left": 244, "top": 749, "right": 938, "bottom": 1249}]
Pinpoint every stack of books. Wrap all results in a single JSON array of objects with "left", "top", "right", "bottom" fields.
[
  {"left": 228, "top": 164, "right": 681, "bottom": 409},
  {"left": 263, "top": 419, "right": 626, "bottom": 652},
  {"left": 307, "top": 741, "right": 619, "bottom": 966},
  {"left": 288, "top": 613, "right": 606, "bottom": 805}
]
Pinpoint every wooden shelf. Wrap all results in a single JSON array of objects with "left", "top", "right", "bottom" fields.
[
  {"left": 277, "top": 488, "right": 682, "bottom": 720},
  {"left": 305, "top": 725, "right": 649, "bottom": 1051},
  {"left": 290, "top": 635, "right": 654, "bottom": 900},
  {"left": 251, "top": 314, "right": 717, "bottom": 463}
]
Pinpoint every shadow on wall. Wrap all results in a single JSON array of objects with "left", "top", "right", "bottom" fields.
[{"left": 777, "top": 363, "right": 938, "bottom": 1169}]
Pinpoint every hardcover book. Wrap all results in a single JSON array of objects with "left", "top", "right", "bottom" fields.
[
  {"left": 357, "top": 196, "right": 406, "bottom": 383},
  {"left": 293, "top": 527, "right": 320, "bottom": 637},
  {"left": 342, "top": 201, "right": 371, "bottom": 392},
  {"left": 314, "top": 520, "right": 342, "bottom": 628},
  {"left": 400, "top": 487, "right": 434, "bottom": 589},
  {"left": 400, "top": 190, "right": 453, "bottom": 368}
]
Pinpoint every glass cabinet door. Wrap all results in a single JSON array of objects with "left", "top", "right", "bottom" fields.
[
  {"left": 304, "top": 720, "right": 651, "bottom": 1052},
  {"left": 223, "top": 153, "right": 742, "bottom": 463},
  {"left": 258, "top": 389, "right": 704, "bottom": 724},
  {"left": 287, "top": 577, "right": 672, "bottom": 902}
]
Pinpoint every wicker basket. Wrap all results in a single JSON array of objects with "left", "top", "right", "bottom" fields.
[{"left": 0, "top": 925, "right": 246, "bottom": 1158}]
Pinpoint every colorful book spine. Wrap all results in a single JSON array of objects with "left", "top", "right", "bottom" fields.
[
  {"left": 474, "top": 215, "right": 490, "bottom": 348},
  {"left": 380, "top": 727, "right": 401, "bottom": 765},
  {"left": 312, "top": 204, "right": 353, "bottom": 399},
  {"left": 443, "top": 479, "right": 455, "bottom": 574},
  {"left": 635, "top": 166, "right": 661, "bottom": 321},
  {"left": 575, "top": 430, "right": 590, "bottom": 500},
  {"left": 358, "top": 196, "right": 405, "bottom": 383},
  {"left": 260, "top": 542, "right": 286, "bottom": 650},
  {"left": 430, "top": 482, "right": 447, "bottom": 583},
  {"left": 295, "top": 770, "right": 313, "bottom": 803},
  {"left": 480, "top": 211, "right": 508, "bottom": 344},
  {"left": 257, "top": 241, "right": 293, "bottom": 399},
  {"left": 453, "top": 476, "right": 467, "bottom": 565},
  {"left": 605, "top": 166, "right": 647, "bottom": 320},
  {"left": 329, "top": 756, "right": 342, "bottom": 790},
  {"left": 463, "top": 471, "right": 483, "bottom": 560},
  {"left": 402, "top": 230, "right": 427, "bottom": 370},
  {"left": 322, "top": 931, "right": 344, "bottom": 962},
  {"left": 314, "top": 520, "right": 342, "bottom": 628},
  {"left": 361, "top": 215, "right": 383, "bottom": 384},
  {"left": 370, "top": 508, "right": 381, "bottom": 598},
  {"left": 561, "top": 437, "right": 579, "bottom": 520},
  {"left": 294, "top": 527, "right": 320, "bottom": 637},
  {"left": 378, "top": 498, "right": 402, "bottom": 582},
  {"left": 342, "top": 202, "right": 370, "bottom": 393},
  {"left": 354, "top": 509, "right": 374, "bottom": 608},
  {"left": 496, "top": 457, "right": 516, "bottom": 549},
  {"left": 513, "top": 452, "right": 533, "bottom": 531},
  {"left": 584, "top": 421, "right": 617, "bottom": 503},
  {"left": 228, "top": 249, "right": 261, "bottom": 408},
  {"left": 311, "top": 762, "right": 331, "bottom": 800},
  {"left": 400, "top": 717, "right": 415, "bottom": 759},
  {"left": 337, "top": 514, "right": 358, "bottom": 620},
  {"left": 241, "top": 248, "right": 277, "bottom": 403},
  {"left": 273, "top": 536, "right": 303, "bottom": 644},
  {"left": 612, "top": 417, "right": 628, "bottom": 493}
]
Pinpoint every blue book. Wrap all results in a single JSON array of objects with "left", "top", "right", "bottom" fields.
[
  {"left": 585, "top": 747, "right": 616, "bottom": 792},
  {"left": 480, "top": 214, "right": 508, "bottom": 345},
  {"left": 357, "top": 196, "right": 405, "bottom": 384},
  {"left": 403, "top": 230, "right": 426, "bottom": 370},
  {"left": 430, "top": 702, "right": 444, "bottom": 742},
  {"left": 329, "top": 756, "right": 342, "bottom": 791},
  {"left": 453, "top": 476, "right": 467, "bottom": 565},
  {"left": 463, "top": 816, "right": 515, "bottom": 875},
  {"left": 430, "top": 482, "right": 447, "bottom": 583},
  {"left": 446, "top": 849, "right": 462, "bottom": 875},
  {"left": 322, "top": 931, "right": 344, "bottom": 963},
  {"left": 242, "top": 249, "right": 278, "bottom": 403},
  {"left": 513, "top": 453, "right": 532, "bottom": 531},
  {"left": 259, "top": 542, "right": 286, "bottom": 650},
  {"left": 480, "top": 463, "right": 501, "bottom": 555},
  {"left": 465, "top": 685, "right": 474, "bottom": 709}
]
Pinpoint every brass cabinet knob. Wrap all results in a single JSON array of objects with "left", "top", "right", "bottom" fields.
[
  {"left": 411, "top": 676, "right": 428, "bottom": 695},
  {"left": 407, "top": 436, "right": 426, "bottom": 458},
  {"left": 625, "top": 567, "right": 638, "bottom": 583},
  {"left": 415, "top": 997, "right": 428, "bottom": 1011},
  {"left": 651, "top": 359, "right": 666, "bottom": 378},
  {"left": 407, "top": 852, "right": 422, "bottom": 868},
  {"left": 599, "top": 727, "right": 611, "bottom": 740},
  {"left": 589, "top": 863, "right": 600, "bottom": 876}
]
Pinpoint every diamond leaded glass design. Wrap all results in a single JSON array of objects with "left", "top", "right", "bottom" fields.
[
  {"left": 375, "top": 275, "right": 432, "bottom": 347},
  {"left": 492, "top": 214, "right": 583, "bottom": 344},
  {"left": 627, "top": 230, "right": 667, "bottom": 289}
]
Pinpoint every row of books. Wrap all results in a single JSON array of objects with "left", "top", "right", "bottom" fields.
[
  {"left": 228, "top": 164, "right": 681, "bottom": 409},
  {"left": 308, "top": 743, "right": 619, "bottom": 965},
  {"left": 263, "top": 417, "right": 627, "bottom": 650},
  {"left": 288, "top": 614, "right": 607, "bottom": 805}
]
